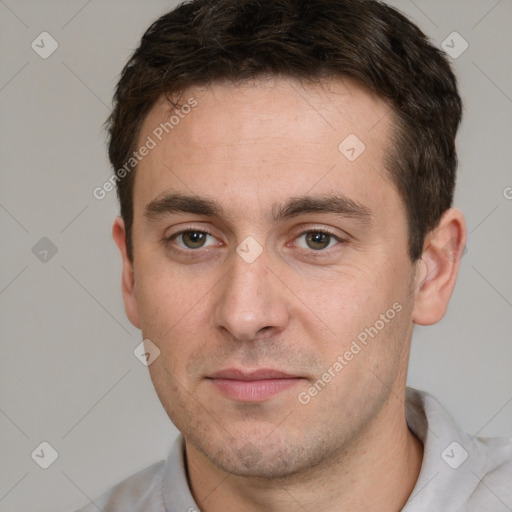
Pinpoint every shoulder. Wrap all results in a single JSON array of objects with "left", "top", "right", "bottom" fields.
[
  {"left": 73, "top": 436, "right": 194, "bottom": 512},
  {"left": 74, "top": 459, "right": 166, "bottom": 512},
  {"left": 464, "top": 436, "right": 512, "bottom": 511},
  {"left": 404, "top": 388, "right": 512, "bottom": 511}
]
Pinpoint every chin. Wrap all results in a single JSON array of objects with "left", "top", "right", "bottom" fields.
[
  {"left": 194, "top": 432, "right": 329, "bottom": 479},
  {"left": 211, "top": 446, "right": 299, "bottom": 478}
]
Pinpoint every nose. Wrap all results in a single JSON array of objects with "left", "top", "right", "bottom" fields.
[{"left": 212, "top": 249, "right": 290, "bottom": 341}]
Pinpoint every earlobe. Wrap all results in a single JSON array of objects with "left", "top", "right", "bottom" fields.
[
  {"left": 112, "top": 217, "right": 141, "bottom": 329},
  {"left": 412, "top": 208, "right": 466, "bottom": 326}
]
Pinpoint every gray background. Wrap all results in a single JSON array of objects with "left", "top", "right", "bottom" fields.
[{"left": 0, "top": 1, "right": 511, "bottom": 510}]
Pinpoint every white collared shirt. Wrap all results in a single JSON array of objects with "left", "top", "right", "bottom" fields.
[{"left": 75, "top": 388, "right": 512, "bottom": 511}]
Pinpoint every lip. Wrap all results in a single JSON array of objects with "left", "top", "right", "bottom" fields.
[
  {"left": 209, "top": 368, "right": 299, "bottom": 380},
  {"left": 207, "top": 368, "right": 303, "bottom": 402}
]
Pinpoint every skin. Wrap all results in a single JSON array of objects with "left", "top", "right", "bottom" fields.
[{"left": 113, "top": 77, "right": 466, "bottom": 511}]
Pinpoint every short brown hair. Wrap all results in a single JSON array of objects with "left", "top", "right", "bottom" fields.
[{"left": 106, "top": 0, "right": 462, "bottom": 261}]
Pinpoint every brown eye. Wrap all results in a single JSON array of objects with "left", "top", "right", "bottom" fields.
[
  {"left": 305, "top": 232, "right": 332, "bottom": 250},
  {"left": 179, "top": 231, "right": 209, "bottom": 249}
]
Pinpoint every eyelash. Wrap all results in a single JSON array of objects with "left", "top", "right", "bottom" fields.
[{"left": 164, "top": 227, "right": 347, "bottom": 254}]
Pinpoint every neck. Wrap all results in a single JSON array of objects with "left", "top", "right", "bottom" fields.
[{"left": 185, "top": 391, "right": 424, "bottom": 512}]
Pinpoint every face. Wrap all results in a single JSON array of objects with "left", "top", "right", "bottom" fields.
[{"left": 118, "top": 78, "right": 420, "bottom": 478}]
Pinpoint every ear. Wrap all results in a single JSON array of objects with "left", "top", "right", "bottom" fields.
[
  {"left": 412, "top": 208, "right": 466, "bottom": 326},
  {"left": 112, "top": 217, "right": 140, "bottom": 329}
]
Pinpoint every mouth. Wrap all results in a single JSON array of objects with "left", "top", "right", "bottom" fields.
[{"left": 206, "top": 368, "right": 304, "bottom": 402}]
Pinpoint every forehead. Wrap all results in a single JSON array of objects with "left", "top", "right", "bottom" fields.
[{"left": 134, "top": 77, "right": 400, "bottom": 219}]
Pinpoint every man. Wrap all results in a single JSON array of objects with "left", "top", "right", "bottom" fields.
[{"left": 77, "top": 0, "right": 512, "bottom": 510}]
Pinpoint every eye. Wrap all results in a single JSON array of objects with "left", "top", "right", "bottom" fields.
[
  {"left": 295, "top": 230, "right": 341, "bottom": 251},
  {"left": 173, "top": 230, "right": 218, "bottom": 249}
]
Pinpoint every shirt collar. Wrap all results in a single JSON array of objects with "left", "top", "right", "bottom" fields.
[{"left": 161, "top": 387, "right": 492, "bottom": 512}]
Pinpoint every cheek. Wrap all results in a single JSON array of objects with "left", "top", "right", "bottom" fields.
[
  {"left": 133, "top": 261, "right": 217, "bottom": 377},
  {"left": 145, "top": 356, "right": 197, "bottom": 437},
  {"left": 295, "top": 262, "right": 398, "bottom": 332},
  {"left": 296, "top": 258, "right": 412, "bottom": 372},
  {"left": 134, "top": 253, "right": 205, "bottom": 332}
]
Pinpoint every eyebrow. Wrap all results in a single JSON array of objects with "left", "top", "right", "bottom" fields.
[
  {"left": 272, "top": 195, "right": 373, "bottom": 225},
  {"left": 144, "top": 192, "right": 373, "bottom": 226},
  {"left": 145, "top": 193, "right": 225, "bottom": 220}
]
